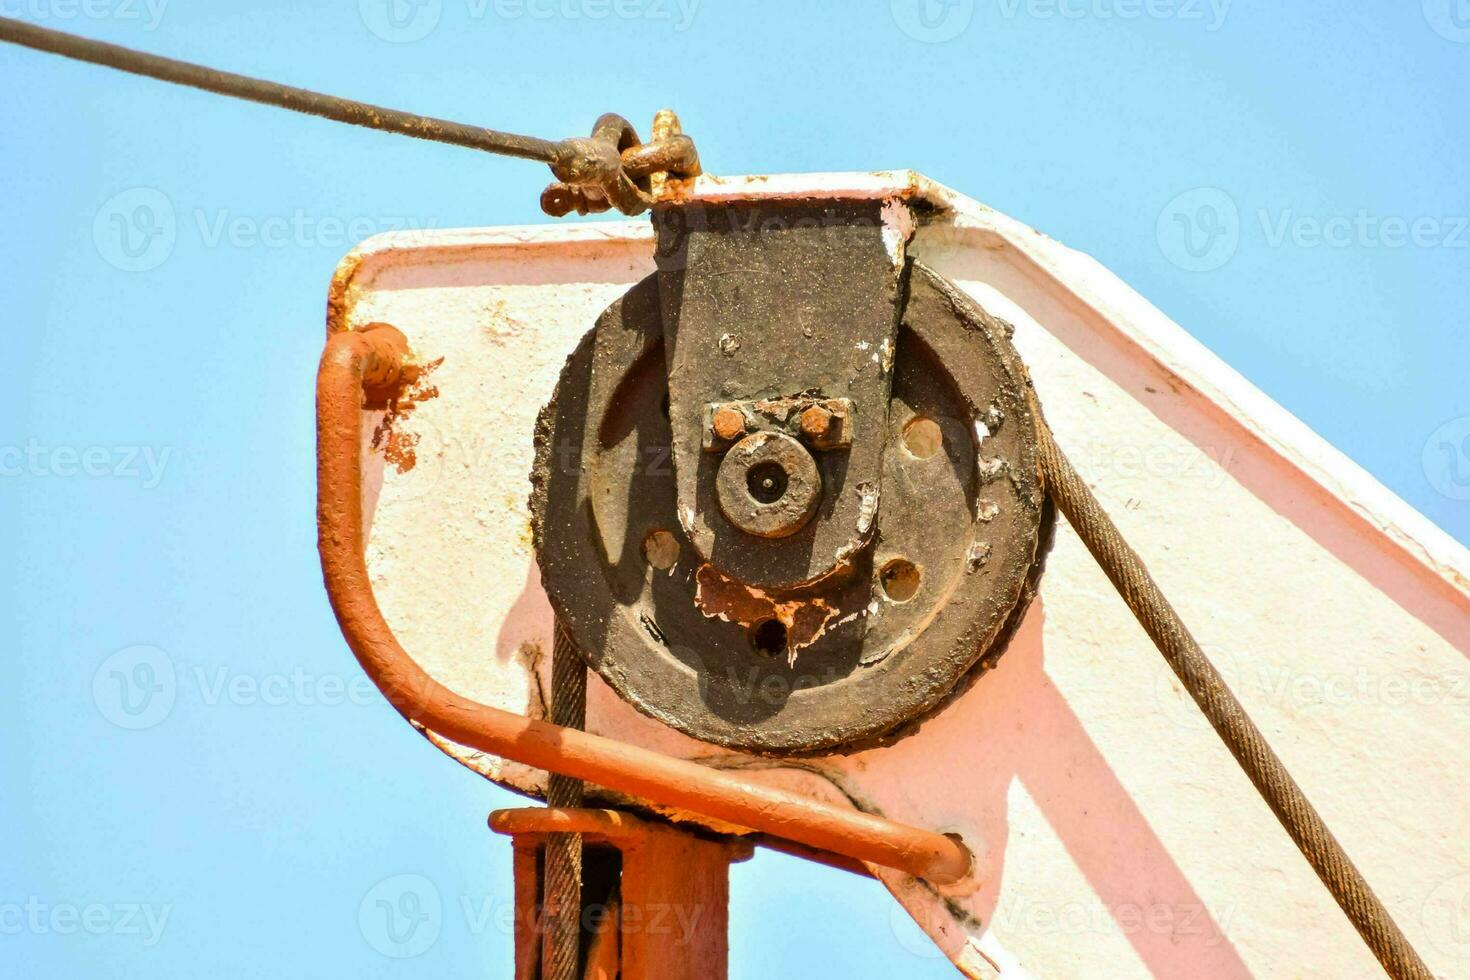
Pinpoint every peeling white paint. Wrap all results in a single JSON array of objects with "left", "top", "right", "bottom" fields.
[
  {"left": 976, "top": 456, "right": 1007, "bottom": 483},
  {"left": 855, "top": 481, "right": 880, "bottom": 535},
  {"left": 881, "top": 196, "right": 917, "bottom": 268}
]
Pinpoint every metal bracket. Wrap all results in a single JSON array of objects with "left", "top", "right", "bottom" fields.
[{"left": 653, "top": 199, "right": 905, "bottom": 589}]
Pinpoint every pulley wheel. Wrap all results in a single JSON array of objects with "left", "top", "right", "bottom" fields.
[{"left": 531, "top": 261, "right": 1047, "bottom": 754}]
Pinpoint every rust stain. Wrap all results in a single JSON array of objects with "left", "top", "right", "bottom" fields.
[
  {"left": 693, "top": 563, "right": 838, "bottom": 665},
  {"left": 325, "top": 247, "right": 370, "bottom": 335},
  {"left": 483, "top": 297, "right": 531, "bottom": 337},
  {"left": 370, "top": 356, "right": 443, "bottom": 474},
  {"left": 513, "top": 640, "right": 550, "bottom": 720}
]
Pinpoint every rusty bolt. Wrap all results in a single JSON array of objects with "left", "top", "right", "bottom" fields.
[
  {"left": 800, "top": 404, "right": 834, "bottom": 440},
  {"left": 712, "top": 407, "right": 747, "bottom": 442}
]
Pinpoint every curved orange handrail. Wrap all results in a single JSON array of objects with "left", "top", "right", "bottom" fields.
[{"left": 317, "top": 323, "right": 973, "bottom": 885}]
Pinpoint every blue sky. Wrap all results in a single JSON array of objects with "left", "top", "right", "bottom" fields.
[{"left": 2, "top": 2, "right": 1467, "bottom": 977}]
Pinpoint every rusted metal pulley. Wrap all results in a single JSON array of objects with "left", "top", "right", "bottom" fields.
[{"left": 532, "top": 197, "right": 1049, "bottom": 754}]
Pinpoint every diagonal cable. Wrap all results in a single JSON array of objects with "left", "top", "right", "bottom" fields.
[
  {"left": 0, "top": 15, "right": 564, "bottom": 162},
  {"left": 1035, "top": 415, "right": 1433, "bottom": 980}
]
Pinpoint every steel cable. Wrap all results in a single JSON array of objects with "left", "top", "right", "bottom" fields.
[
  {"left": 0, "top": 18, "right": 702, "bottom": 216},
  {"left": 0, "top": 16, "right": 563, "bottom": 163},
  {"left": 1034, "top": 415, "right": 1433, "bottom": 980},
  {"left": 541, "top": 622, "right": 588, "bottom": 980},
  {"left": 9, "top": 15, "right": 1428, "bottom": 972}
]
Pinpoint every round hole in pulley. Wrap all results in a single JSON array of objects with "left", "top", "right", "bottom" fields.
[
  {"left": 749, "top": 618, "right": 789, "bottom": 658},
  {"left": 642, "top": 529, "right": 679, "bottom": 571},
  {"left": 880, "top": 558, "right": 922, "bottom": 602},
  {"left": 746, "top": 461, "right": 789, "bottom": 504},
  {"left": 902, "top": 416, "right": 944, "bottom": 459}
]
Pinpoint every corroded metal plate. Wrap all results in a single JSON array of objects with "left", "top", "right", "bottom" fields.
[
  {"left": 532, "top": 261, "right": 1045, "bottom": 754},
  {"left": 654, "top": 200, "right": 903, "bottom": 589}
]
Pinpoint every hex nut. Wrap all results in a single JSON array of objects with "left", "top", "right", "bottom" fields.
[
  {"left": 715, "top": 432, "right": 822, "bottom": 538},
  {"left": 800, "top": 404, "right": 833, "bottom": 439},
  {"left": 711, "top": 406, "right": 747, "bottom": 443}
]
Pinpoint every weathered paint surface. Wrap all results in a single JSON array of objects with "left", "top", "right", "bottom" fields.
[{"left": 329, "top": 172, "right": 1470, "bottom": 978}]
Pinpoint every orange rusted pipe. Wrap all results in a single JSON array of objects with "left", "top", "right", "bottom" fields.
[{"left": 317, "top": 323, "right": 974, "bottom": 886}]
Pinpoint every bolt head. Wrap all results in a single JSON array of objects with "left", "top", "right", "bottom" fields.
[
  {"left": 712, "top": 407, "right": 746, "bottom": 442},
  {"left": 800, "top": 405, "right": 834, "bottom": 439}
]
